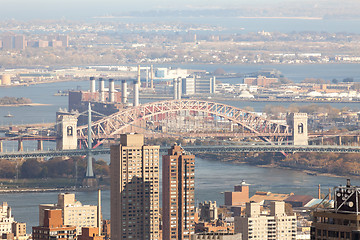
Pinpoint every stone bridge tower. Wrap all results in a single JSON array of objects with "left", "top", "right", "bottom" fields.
[
  {"left": 286, "top": 112, "right": 308, "bottom": 145},
  {"left": 56, "top": 112, "right": 78, "bottom": 150}
]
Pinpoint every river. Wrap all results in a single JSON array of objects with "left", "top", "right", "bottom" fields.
[{"left": 0, "top": 156, "right": 357, "bottom": 232}]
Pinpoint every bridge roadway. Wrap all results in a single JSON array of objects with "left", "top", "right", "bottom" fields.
[{"left": 0, "top": 144, "right": 360, "bottom": 159}]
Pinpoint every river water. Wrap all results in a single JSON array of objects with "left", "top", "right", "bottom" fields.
[
  {"left": 1, "top": 157, "right": 358, "bottom": 232},
  {"left": 0, "top": 63, "right": 360, "bottom": 231}
]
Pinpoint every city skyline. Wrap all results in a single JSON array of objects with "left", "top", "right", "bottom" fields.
[{"left": 0, "top": 0, "right": 357, "bottom": 20}]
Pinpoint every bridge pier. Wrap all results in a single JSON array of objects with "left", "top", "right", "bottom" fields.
[
  {"left": 18, "top": 139, "right": 23, "bottom": 151},
  {"left": 321, "top": 137, "right": 324, "bottom": 145},
  {"left": 56, "top": 112, "right": 78, "bottom": 150},
  {"left": 286, "top": 113, "right": 308, "bottom": 145},
  {"left": 37, "top": 140, "right": 43, "bottom": 151},
  {"left": 338, "top": 136, "right": 342, "bottom": 146}
]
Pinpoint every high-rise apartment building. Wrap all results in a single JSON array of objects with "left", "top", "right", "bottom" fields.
[
  {"left": 110, "top": 133, "right": 160, "bottom": 240},
  {"left": 32, "top": 209, "right": 77, "bottom": 240},
  {"left": 0, "top": 202, "right": 27, "bottom": 240},
  {"left": 0, "top": 202, "right": 14, "bottom": 235},
  {"left": 14, "top": 35, "right": 26, "bottom": 50},
  {"left": 162, "top": 144, "right": 195, "bottom": 240},
  {"left": 39, "top": 193, "right": 98, "bottom": 235},
  {"left": 1, "top": 35, "right": 26, "bottom": 50},
  {"left": 235, "top": 201, "right": 296, "bottom": 240}
]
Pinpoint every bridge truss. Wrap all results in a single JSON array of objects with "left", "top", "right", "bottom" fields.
[
  {"left": 77, "top": 99, "right": 291, "bottom": 148},
  {"left": 1, "top": 145, "right": 360, "bottom": 159}
]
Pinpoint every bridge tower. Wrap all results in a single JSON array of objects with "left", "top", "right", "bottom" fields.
[
  {"left": 56, "top": 112, "right": 78, "bottom": 150},
  {"left": 287, "top": 113, "right": 308, "bottom": 145}
]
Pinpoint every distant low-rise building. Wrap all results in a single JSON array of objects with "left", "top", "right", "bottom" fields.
[
  {"left": 78, "top": 227, "right": 104, "bottom": 240},
  {"left": 191, "top": 232, "right": 242, "bottom": 240},
  {"left": 244, "top": 76, "right": 278, "bottom": 87}
]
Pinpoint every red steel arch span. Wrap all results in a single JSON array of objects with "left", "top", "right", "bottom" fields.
[{"left": 77, "top": 99, "right": 290, "bottom": 147}]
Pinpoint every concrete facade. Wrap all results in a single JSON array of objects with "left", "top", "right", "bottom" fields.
[
  {"left": 224, "top": 182, "right": 249, "bottom": 206},
  {"left": 39, "top": 193, "right": 98, "bottom": 235},
  {"left": 287, "top": 113, "right": 308, "bottom": 145},
  {"left": 33, "top": 209, "right": 77, "bottom": 240},
  {"left": 110, "top": 134, "right": 160, "bottom": 240},
  {"left": 191, "top": 233, "right": 242, "bottom": 240},
  {"left": 199, "top": 201, "right": 218, "bottom": 222},
  {"left": 56, "top": 112, "right": 78, "bottom": 150},
  {"left": 235, "top": 202, "right": 296, "bottom": 240},
  {"left": 0, "top": 202, "right": 14, "bottom": 236}
]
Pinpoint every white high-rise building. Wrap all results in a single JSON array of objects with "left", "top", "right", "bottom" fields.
[
  {"left": 0, "top": 202, "right": 14, "bottom": 235},
  {"left": 235, "top": 201, "right": 296, "bottom": 240}
]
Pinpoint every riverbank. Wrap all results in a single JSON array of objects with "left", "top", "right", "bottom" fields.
[
  {"left": 0, "top": 103, "right": 52, "bottom": 107},
  {"left": 196, "top": 152, "right": 360, "bottom": 180}
]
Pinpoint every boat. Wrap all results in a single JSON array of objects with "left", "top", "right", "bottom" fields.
[{"left": 4, "top": 112, "right": 14, "bottom": 118}]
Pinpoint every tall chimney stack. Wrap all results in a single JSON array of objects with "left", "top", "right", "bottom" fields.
[
  {"left": 98, "top": 189, "right": 102, "bottom": 236},
  {"left": 121, "top": 80, "right": 127, "bottom": 104},
  {"left": 99, "top": 78, "right": 105, "bottom": 102},
  {"left": 318, "top": 184, "right": 321, "bottom": 199},
  {"left": 133, "top": 80, "right": 139, "bottom": 107},
  {"left": 137, "top": 65, "right": 141, "bottom": 85},
  {"left": 90, "top": 77, "right": 96, "bottom": 93},
  {"left": 173, "top": 78, "right": 178, "bottom": 100},
  {"left": 177, "top": 77, "right": 182, "bottom": 100},
  {"left": 150, "top": 65, "right": 154, "bottom": 89},
  {"left": 109, "top": 79, "right": 115, "bottom": 102}
]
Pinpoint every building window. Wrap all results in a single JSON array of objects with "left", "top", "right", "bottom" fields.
[
  {"left": 298, "top": 123, "right": 304, "bottom": 134},
  {"left": 67, "top": 126, "right": 73, "bottom": 136}
]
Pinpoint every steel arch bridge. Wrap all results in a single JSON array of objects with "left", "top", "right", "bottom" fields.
[{"left": 77, "top": 99, "right": 291, "bottom": 147}]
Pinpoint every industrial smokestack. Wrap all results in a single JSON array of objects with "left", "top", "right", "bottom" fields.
[
  {"left": 121, "top": 80, "right": 127, "bottom": 104},
  {"left": 90, "top": 77, "right": 96, "bottom": 93},
  {"left": 150, "top": 65, "right": 154, "bottom": 89},
  {"left": 109, "top": 79, "right": 115, "bottom": 102},
  {"left": 211, "top": 76, "right": 216, "bottom": 94},
  {"left": 98, "top": 189, "right": 102, "bottom": 236},
  {"left": 173, "top": 78, "right": 178, "bottom": 100},
  {"left": 177, "top": 77, "right": 182, "bottom": 100},
  {"left": 137, "top": 65, "right": 141, "bottom": 85},
  {"left": 133, "top": 81, "right": 139, "bottom": 107},
  {"left": 99, "top": 78, "right": 105, "bottom": 102}
]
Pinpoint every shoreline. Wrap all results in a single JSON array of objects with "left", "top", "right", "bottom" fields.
[
  {"left": 255, "top": 164, "right": 355, "bottom": 179},
  {"left": 0, "top": 103, "right": 52, "bottom": 107},
  {"left": 0, "top": 186, "right": 109, "bottom": 194}
]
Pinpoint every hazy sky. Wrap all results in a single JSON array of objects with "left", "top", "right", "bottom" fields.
[{"left": 0, "top": 0, "right": 290, "bottom": 20}]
